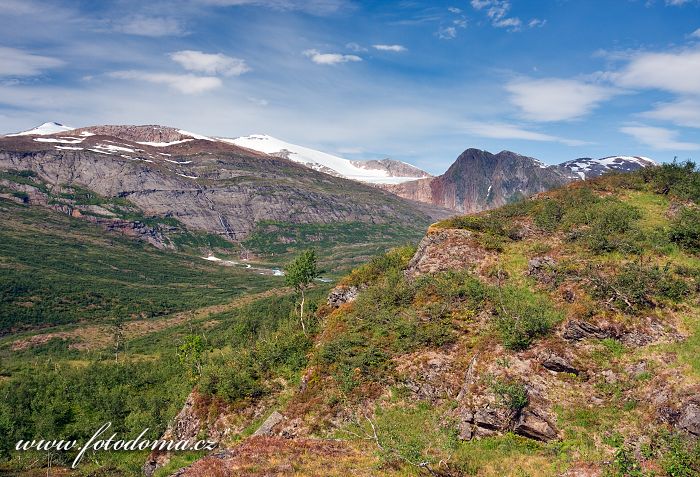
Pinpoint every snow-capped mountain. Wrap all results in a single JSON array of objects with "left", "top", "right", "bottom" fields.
[
  {"left": 222, "top": 134, "right": 431, "bottom": 185},
  {"left": 559, "top": 156, "right": 657, "bottom": 180},
  {"left": 6, "top": 122, "right": 75, "bottom": 136}
]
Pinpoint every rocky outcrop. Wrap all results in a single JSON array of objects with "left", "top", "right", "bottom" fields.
[
  {"left": 253, "top": 411, "right": 285, "bottom": 437},
  {"left": 540, "top": 351, "right": 580, "bottom": 375},
  {"left": 327, "top": 285, "right": 359, "bottom": 308},
  {"left": 406, "top": 227, "right": 491, "bottom": 277},
  {"left": 143, "top": 392, "right": 204, "bottom": 477},
  {"left": 677, "top": 401, "right": 700, "bottom": 437}
]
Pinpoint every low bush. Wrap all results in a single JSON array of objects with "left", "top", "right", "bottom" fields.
[
  {"left": 490, "top": 377, "right": 529, "bottom": 411},
  {"left": 591, "top": 261, "right": 689, "bottom": 312},
  {"left": 670, "top": 207, "right": 700, "bottom": 254},
  {"left": 491, "top": 286, "right": 563, "bottom": 350}
]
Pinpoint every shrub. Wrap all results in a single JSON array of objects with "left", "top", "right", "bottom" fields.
[
  {"left": 670, "top": 207, "right": 700, "bottom": 254},
  {"left": 490, "top": 378, "right": 529, "bottom": 411},
  {"left": 341, "top": 246, "right": 415, "bottom": 287},
  {"left": 491, "top": 286, "right": 563, "bottom": 350},
  {"left": 642, "top": 160, "right": 700, "bottom": 203},
  {"left": 591, "top": 261, "right": 689, "bottom": 312}
]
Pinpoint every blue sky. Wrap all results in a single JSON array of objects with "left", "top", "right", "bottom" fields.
[{"left": 0, "top": 0, "right": 699, "bottom": 173}]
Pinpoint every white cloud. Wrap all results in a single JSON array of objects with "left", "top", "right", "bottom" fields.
[
  {"left": 620, "top": 125, "right": 700, "bottom": 150},
  {"left": 463, "top": 121, "right": 588, "bottom": 146},
  {"left": 643, "top": 98, "right": 700, "bottom": 128},
  {"left": 113, "top": 16, "right": 185, "bottom": 37},
  {"left": 666, "top": 0, "right": 693, "bottom": 5},
  {"left": 493, "top": 17, "right": 521, "bottom": 29},
  {"left": 448, "top": 7, "right": 462, "bottom": 13},
  {"left": 303, "top": 49, "right": 361, "bottom": 65},
  {"left": 0, "top": 46, "right": 63, "bottom": 77},
  {"left": 437, "top": 26, "right": 458, "bottom": 40},
  {"left": 346, "top": 42, "right": 367, "bottom": 52},
  {"left": 690, "top": 28, "right": 700, "bottom": 38},
  {"left": 506, "top": 78, "right": 618, "bottom": 122},
  {"left": 470, "top": 0, "right": 545, "bottom": 31},
  {"left": 170, "top": 50, "right": 250, "bottom": 76},
  {"left": 372, "top": 44, "right": 407, "bottom": 52},
  {"left": 471, "top": 0, "right": 520, "bottom": 30},
  {"left": 108, "top": 71, "right": 222, "bottom": 94},
  {"left": 613, "top": 48, "right": 700, "bottom": 95}
]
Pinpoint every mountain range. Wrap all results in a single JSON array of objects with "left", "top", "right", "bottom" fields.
[
  {"left": 0, "top": 124, "right": 449, "bottom": 263},
  {"left": 383, "top": 149, "right": 656, "bottom": 213},
  {"left": 0, "top": 122, "right": 657, "bottom": 248}
]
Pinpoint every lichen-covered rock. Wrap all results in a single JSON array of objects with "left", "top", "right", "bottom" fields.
[
  {"left": 405, "top": 228, "right": 491, "bottom": 277},
  {"left": 253, "top": 411, "right": 285, "bottom": 436},
  {"left": 540, "top": 351, "right": 579, "bottom": 375},
  {"left": 513, "top": 410, "right": 559, "bottom": 441},
  {"left": 327, "top": 285, "right": 359, "bottom": 308},
  {"left": 527, "top": 256, "right": 557, "bottom": 283},
  {"left": 562, "top": 320, "right": 618, "bottom": 341},
  {"left": 677, "top": 401, "right": 700, "bottom": 437}
]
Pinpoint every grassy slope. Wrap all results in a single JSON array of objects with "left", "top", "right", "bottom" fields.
[
  {"left": 232, "top": 165, "right": 699, "bottom": 477},
  {"left": 4, "top": 164, "right": 700, "bottom": 476},
  {"left": 0, "top": 198, "right": 281, "bottom": 333}
]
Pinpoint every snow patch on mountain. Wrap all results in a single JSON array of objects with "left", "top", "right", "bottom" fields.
[
  {"left": 559, "top": 156, "right": 657, "bottom": 180},
  {"left": 7, "top": 122, "right": 75, "bottom": 136},
  {"left": 222, "top": 134, "right": 429, "bottom": 184}
]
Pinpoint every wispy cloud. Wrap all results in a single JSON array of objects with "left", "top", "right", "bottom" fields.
[
  {"left": 170, "top": 50, "right": 250, "bottom": 76},
  {"left": 372, "top": 44, "right": 407, "bottom": 52},
  {"left": 435, "top": 5, "right": 467, "bottom": 40},
  {"left": 611, "top": 47, "right": 700, "bottom": 95},
  {"left": 0, "top": 46, "right": 63, "bottom": 77},
  {"left": 195, "top": 0, "right": 348, "bottom": 15},
  {"left": 346, "top": 42, "right": 367, "bottom": 52},
  {"left": 464, "top": 121, "right": 589, "bottom": 146},
  {"left": 470, "top": 0, "right": 545, "bottom": 32},
  {"left": 108, "top": 71, "right": 222, "bottom": 94},
  {"left": 303, "top": 49, "right": 362, "bottom": 65},
  {"left": 642, "top": 98, "right": 700, "bottom": 129},
  {"left": 112, "top": 16, "right": 185, "bottom": 37},
  {"left": 437, "top": 26, "right": 458, "bottom": 39},
  {"left": 506, "top": 78, "right": 618, "bottom": 122},
  {"left": 621, "top": 124, "right": 700, "bottom": 150}
]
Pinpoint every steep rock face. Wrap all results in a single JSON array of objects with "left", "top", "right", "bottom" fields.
[
  {"left": 385, "top": 149, "right": 574, "bottom": 214},
  {"left": 0, "top": 130, "right": 450, "bottom": 242}
]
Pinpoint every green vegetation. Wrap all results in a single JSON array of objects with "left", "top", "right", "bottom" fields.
[
  {"left": 0, "top": 199, "right": 276, "bottom": 332},
  {"left": 3, "top": 162, "right": 700, "bottom": 476},
  {"left": 490, "top": 377, "right": 529, "bottom": 411},
  {"left": 285, "top": 249, "right": 320, "bottom": 335},
  {"left": 243, "top": 220, "right": 426, "bottom": 273},
  {"left": 492, "top": 285, "right": 562, "bottom": 350}
]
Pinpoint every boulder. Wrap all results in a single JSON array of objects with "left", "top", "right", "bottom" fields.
[
  {"left": 513, "top": 410, "right": 558, "bottom": 441},
  {"left": 677, "top": 402, "right": 700, "bottom": 437},
  {"left": 541, "top": 352, "right": 579, "bottom": 375},
  {"left": 527, "top": 256, "right": 557, "bottom": 283},
  {"left": 253, "top": 411, "right": 285, "bottom": 437},
  {"left": 327, "top": 285, "right": 359, "bottom": 308}
]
